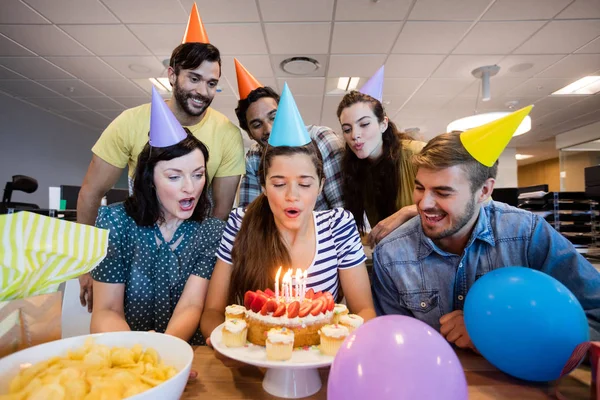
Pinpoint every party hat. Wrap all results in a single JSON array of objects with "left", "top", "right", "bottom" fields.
[
  {"left": 268, "top": 83, "right": 311, "bottom": 147},
  {"left": 235, "top": 58, "right": 263, "bottom": 100},
  {"left": 182, "top": 3, "right": 209, "bottom": 44},
  {"left": 149, "top": 87, "right": 187, "bottom": 148},
  {"left": 460, "top": 105, "right": 533, "bottom": 167},
  {"left": 359, "top": 65, "right": 384, "bottom": 102}
]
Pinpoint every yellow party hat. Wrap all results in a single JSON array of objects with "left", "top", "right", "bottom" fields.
[{"left": 460, "top": 105, "right": 533, "bottom": 167}]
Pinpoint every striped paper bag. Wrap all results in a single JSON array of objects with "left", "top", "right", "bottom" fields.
[
  {"left": 0, "top": 292, "right": 62, "bottom": 357},
  {"left": 0, "top": 211, "right": 108, "bottom": 301}
]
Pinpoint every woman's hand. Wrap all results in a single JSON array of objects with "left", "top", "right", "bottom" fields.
[{"left": 78, "top": 273, "right": 94, "bottom": 313}]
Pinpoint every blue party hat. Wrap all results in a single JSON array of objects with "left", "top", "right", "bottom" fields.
[
  {"left": 268, "top": 83, "right": 311, "bottom": 147},
  {"left": 149, "top": 87, "right": 187, "bottom": 147},
  {"left": 359, "top": 65, "right": 384, "bottom": 102}
]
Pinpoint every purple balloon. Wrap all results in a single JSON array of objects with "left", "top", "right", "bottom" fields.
[{"left": 328, "top": 316, "right": 468, "bottom": 400}]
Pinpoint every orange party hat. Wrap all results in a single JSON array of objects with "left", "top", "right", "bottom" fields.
[
  {"left": 182, "top": 3, "right": 209, "bottom": 44},
  {"left": 235, "top": 58, "right": 263, "bottom": 100}
]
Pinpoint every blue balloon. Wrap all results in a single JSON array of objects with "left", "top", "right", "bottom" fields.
[{"left": 464, "top": 266, "right": 589, "bottom": 382}]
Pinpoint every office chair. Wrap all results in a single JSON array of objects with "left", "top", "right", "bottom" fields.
[{"left": 1, "top": 175, "right": 40, "bottom": 211}]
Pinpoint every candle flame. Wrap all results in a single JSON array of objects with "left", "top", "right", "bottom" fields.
[
  {"left": 282, "top": 269, "right": 292, "bottom": 282},
  {"left": 275, "top": 266, "right": 282, "bottom": 281}
]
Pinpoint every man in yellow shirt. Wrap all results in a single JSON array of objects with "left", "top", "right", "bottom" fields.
[{"left": 77, "top": 6, "right": 244, "bottom": 311}]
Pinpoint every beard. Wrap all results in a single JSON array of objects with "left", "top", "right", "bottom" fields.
[
  {"left": 422, "top": 197, "right": 477, "bottom": 241},
  {"left": 257, "top": 134, "right": 270, "bottom": 148},
  {"left": 173, "top": 79, "right": 213, "bottom": 117}
]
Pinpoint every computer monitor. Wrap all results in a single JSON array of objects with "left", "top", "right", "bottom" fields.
[
  {"left": 106, "top": 188, "right": 129, "bottom": 205},
  {"left": 60, "top": 185, "right": 81, "bottom": 210},
  {"left": 60, "top": 185, "right": 129, "bottom": 210}
]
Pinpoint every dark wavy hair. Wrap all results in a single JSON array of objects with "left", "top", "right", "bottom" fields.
[
  {"left": 124, "top": 129, "right": 211, "bottom": 226},
  {"left": 336, "top": 90, "right": 411, "bottom": 234},
  {"left": 234, "top": 86, "right": 281, "bottom": 133},
  {"left": 169, "top": 43, "right": 221, "bottom": 77}
]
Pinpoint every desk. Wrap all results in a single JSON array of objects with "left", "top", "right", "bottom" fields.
[{"left": 182, "top": 347, "right": 593, "bottom": 400}]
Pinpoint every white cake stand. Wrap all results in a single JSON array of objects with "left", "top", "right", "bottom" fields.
[{"left": 211, "top": 323, "right": 333, "bottom": 398}]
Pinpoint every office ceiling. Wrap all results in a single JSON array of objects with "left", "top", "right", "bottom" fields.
[{"left": 1, "top": 0, "right": 599, "bottom": 165}]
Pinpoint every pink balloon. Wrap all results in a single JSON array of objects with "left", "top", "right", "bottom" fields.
[{"left": 328, "top": 315, "right": 467, "bottom": 400}]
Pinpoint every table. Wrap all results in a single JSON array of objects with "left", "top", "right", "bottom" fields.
[{"left": 182, "top": 347, "right": 594, "bottom": 399}]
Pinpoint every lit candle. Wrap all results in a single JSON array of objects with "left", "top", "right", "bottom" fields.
[
  {"left": 295, "top": 269, "right": 302, "bottom": 301},
  {"left": 287, "top": 269, "right": 292, "bottom": 302},
  {"left": 275, "top": 266, "right": 282, "bottom": 301},
  {"left": 303, "top": 270, "right": 308, "bottom": 299},
  {"left": 282, "top": 270, "right": 292, "bottom": 303}
]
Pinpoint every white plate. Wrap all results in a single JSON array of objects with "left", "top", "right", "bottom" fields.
[{"left": 211, "top": 323, "right": 333, "bottom": 369}]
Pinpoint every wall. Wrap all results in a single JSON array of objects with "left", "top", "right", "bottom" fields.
[
  {"left": 0, "top": 93, "right": 104, "bottom": 208},
  {"left": 518, "top": 158, "right": 560, "bottom": 192},
  {"left": 495, "top": 148, "right": 518, "bottom": 188},
  {"left": 555, "top": 121, "right": 600, "bottom": 150},
  {"left": 560, "top": 151, "right": 600, "bottom": 191}
]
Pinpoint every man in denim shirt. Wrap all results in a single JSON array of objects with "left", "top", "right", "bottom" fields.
[{"left": 372, "top": 129, "right": 600, "bottom": 351}]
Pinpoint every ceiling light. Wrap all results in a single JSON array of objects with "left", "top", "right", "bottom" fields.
[
  {"left": 552, "top": 76, "right": 600, "bottom": 95},
  {"left": 337, "top": 77, "right": 360, "bottom": 91},
  {"left": 447, "top": 112, "right": 532, "bottom": 136},
  {"left": 515, "top": 154, "right": 533, "bottom": 160},
  {"left": 280, "top": 56, "right": 320, "bottom": 75},
  {"left": 149, "top": 78, "right": 172, "bottom": 92},
  {"left": 129, "top": 64, "right": 152, "bottom": 73}
]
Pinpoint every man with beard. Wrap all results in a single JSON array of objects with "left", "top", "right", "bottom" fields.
[
  {"left": 76, "top": 5, "right": 244, "bottom": 312},
  {"left": 371, "top": 107, "right": 600, "bottom": 349},
  {"left": 233, "top": 59, "right": 344, "bottom": 210}
]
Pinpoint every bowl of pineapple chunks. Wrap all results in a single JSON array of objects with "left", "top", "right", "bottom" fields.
[{"left": 0, "top": 331, "right": 193, "bottom": 400}]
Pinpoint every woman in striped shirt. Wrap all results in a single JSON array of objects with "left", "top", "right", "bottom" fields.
[{"left": 200, "top": 141, "right": 376, "bottom": 341}]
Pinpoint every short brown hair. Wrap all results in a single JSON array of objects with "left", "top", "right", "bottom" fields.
[
  {"left": 412, "top": 132, "right": 498, "bottom": 193},
  {"left": 169, "top": 43, "right": 221, "bottom": 76}
]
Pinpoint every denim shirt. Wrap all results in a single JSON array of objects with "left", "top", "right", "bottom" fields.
[{"left": 372, "top": 201, "right": 600, "bottom": 341}]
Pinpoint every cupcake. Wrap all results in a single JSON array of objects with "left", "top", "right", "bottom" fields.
[
  {"left": 222, "top": 319, "right": 248, "bottom": 347},
  {"left": 339, "top": 314, "right": 364, "bottom": 333},
  {"left": 319, "top": 324, "right": 349, "bottom": 356},
  {"left": 332, "top": 304, "right": 349, "bottom": 324},
  {"left": 225, "top": 304, "right": 246, "bottom": 320},
  {"left": 265, "top": 328, "right": 294, "bottom": 361}
]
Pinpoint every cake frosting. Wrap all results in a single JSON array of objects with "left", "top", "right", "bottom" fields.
[
  {"left": 246, "top": 309, "right": 333, "bottom": 327},
  {"left": 320, "top": 324, "right": 349, "bottom": 339},
  {"left": 224, "top": 318, "right": 247, "bottom": 333},
  {"left": 225, "top": 305, "right": 246, "bottom": 316},
  {"left": 267, "top": 327, "right": 295, "bottom": 344},
  {"left": 339, "top": 314, "right": 363, "bottom": 328},
  {"left": 333, "top": 304, "right": 348, "bottom": 315}
]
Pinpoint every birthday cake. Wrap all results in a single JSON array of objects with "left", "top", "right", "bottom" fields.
[{"left": 241, "top": 287, "right": 334, "bottom": 348}]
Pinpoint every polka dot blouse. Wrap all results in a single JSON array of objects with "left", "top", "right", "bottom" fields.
[{"left": 91, "top": 203, "right": 225, "bottom": 345}]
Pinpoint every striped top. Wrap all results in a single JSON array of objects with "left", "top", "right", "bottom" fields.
[{"left": 217, "top": 207, "right": 366, "bottom": 299}]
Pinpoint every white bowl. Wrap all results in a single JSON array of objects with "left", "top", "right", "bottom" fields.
[{"left": 0, "top": 331, "right": 193, "bottom": 400}]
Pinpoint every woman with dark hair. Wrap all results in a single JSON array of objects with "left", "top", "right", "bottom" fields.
[
  {"left": 200, "top": 86, "right": 376, "bottom": 342},
  {"left": 337, "top": 90, "right": 425, "bottom": 246},
  {"left": 91, "top": 129, "right": 225, "bottom": 345}
]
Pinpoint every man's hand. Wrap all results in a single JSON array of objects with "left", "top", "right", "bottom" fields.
[
  {"left": 367, "top": 205, "right": 417, "bottom": 248},
  {"left": 439, "top": 310, "right": 478, "bottom": 352},
  {"left": 78, "top": 273, "right": 94, "bottom": 313}
]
